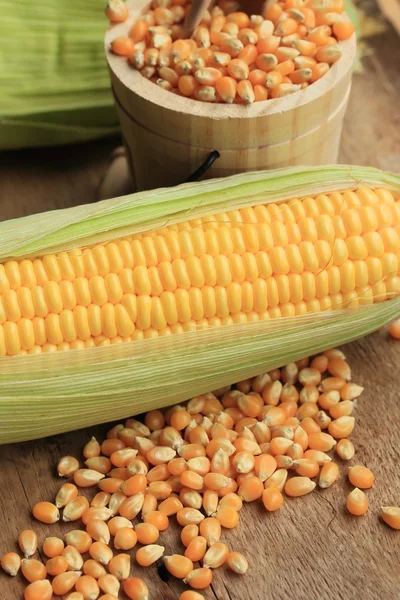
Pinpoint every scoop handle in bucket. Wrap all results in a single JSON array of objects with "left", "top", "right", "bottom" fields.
[
  {"left": 183, "top": 1, "right": 270, "bottom": 37},
  {"left": 183, "top": 0, "right": 214, "bottom": 38}
]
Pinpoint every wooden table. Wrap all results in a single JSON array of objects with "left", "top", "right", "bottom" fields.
[{"left": 1, "top": 7, "right": 400, "bottom": 599}]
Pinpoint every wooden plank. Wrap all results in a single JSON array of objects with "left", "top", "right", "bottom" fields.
[
  {"left": 339, "top": 10, "right": 400, "bottom": 171},
  {"left": 0, "top": 139, "right": 118, "bottom": 220},
  {"left": 1, "top": 6, "right": 400, "bottom": 600}
]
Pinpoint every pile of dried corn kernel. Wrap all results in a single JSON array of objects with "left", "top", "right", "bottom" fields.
[
  {"left": 107, "top": 0, "right": 355, "bottom": 104},
  {"left": 2, "top": 348, "right": 400, "bottom": 600}
]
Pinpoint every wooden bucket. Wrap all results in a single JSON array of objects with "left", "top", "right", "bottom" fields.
[{"left": 106, "top": 0, "right": 357, "bottom": 191}]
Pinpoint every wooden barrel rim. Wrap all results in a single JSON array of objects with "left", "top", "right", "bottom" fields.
[
  {"left": 105, "top": 0, "right": 357, "bottom": 121},
  {"left": 112, "top": 79, "right": 351, "bottom": 153}
]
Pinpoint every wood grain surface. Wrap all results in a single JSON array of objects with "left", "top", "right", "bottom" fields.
[{"left": 1, "top": 4, "right": 400, "bottom": 599}]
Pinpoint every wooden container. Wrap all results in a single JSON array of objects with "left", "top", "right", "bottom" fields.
[{"left": 106, "top": 0, "right": 357, "bottom": 191}]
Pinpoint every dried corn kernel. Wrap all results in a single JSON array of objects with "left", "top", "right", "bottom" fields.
[
  {"left": 203, "top": 542, "right": 229, "bottom": 569},
  {"left": 18, "top": 530, "right": 38, "bottom": 559},
  {"left": 32, "top": 501, "right": 59, "bottom": 524},
  {"left": 164, "top": 554, "right": 193, "bottom": 578},
  {"left": 136, "top": 545, "right": 165, "bottom": 567},
  {"left": 262, "top": 487, "right": 284, "bottom": 511},
  {"left": 346, "top": 488, "right": 368, "bottom": 516},
  {"left": 184, "top": 567, "right": 213, "bottom": 589},
  {"left": 66, "top": 530, "right": 93, "bottom": 553},
  {"left": 52, "top": 571, "right": 82, "bottom": 596},
  {"left": 347, "top": 465, "right": 375, "bottom": 489},
  {"left": 319, "top": 462, "right": 339, "bottom": 488},
  {"left": 108, "top": 553, "right": 130, "bottom": 580},
  {"left": 226, "top": 551, "right": 248, "bottom": 574},
  {"left": 124, "top": 577, "right": 149, "bottom": 600},
  {"left": 25, "top": 580, "right": 53, "bottom": 600},
  {"left": 58, "top": 456, "right": 80, "bottom": 477},
  {"left": 75, "top": 575, "right": 100, "bottom": 599},
  {"left": 336, "top": 438, "right": 355, "bottom": 461},
  {"left": 380, "top": 507, "right": 400, "bottom": 530},
  {"left": 98, "top": 574, "right": 120, "bottom": 596},
  {"left": 83, "top": 559, "right": 107, "bottom": 579},
  {"left": 285, "top": 476, "right": 316, "bottom": 497},
  {"left": 1, "top": 552, "right": 21, "bottom": 576}
]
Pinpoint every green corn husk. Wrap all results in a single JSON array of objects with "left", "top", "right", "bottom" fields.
[
  {"left": 0, "top": 0, "right": 119, "bottom": 149},
  {"left": 1, "top": 165, "right": 400, "bottom": 444}
]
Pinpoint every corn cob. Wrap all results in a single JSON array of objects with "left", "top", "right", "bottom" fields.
[
  {"left": 1, "top": 185, "right": 399, "bottom": 356},
  {"left": 0, "top": 166, "right": 399, "bottom": 443}
]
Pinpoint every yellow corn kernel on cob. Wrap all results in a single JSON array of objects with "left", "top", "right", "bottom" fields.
[{"left": 1, "top": 186, "right": 399, "bottom": 356}]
